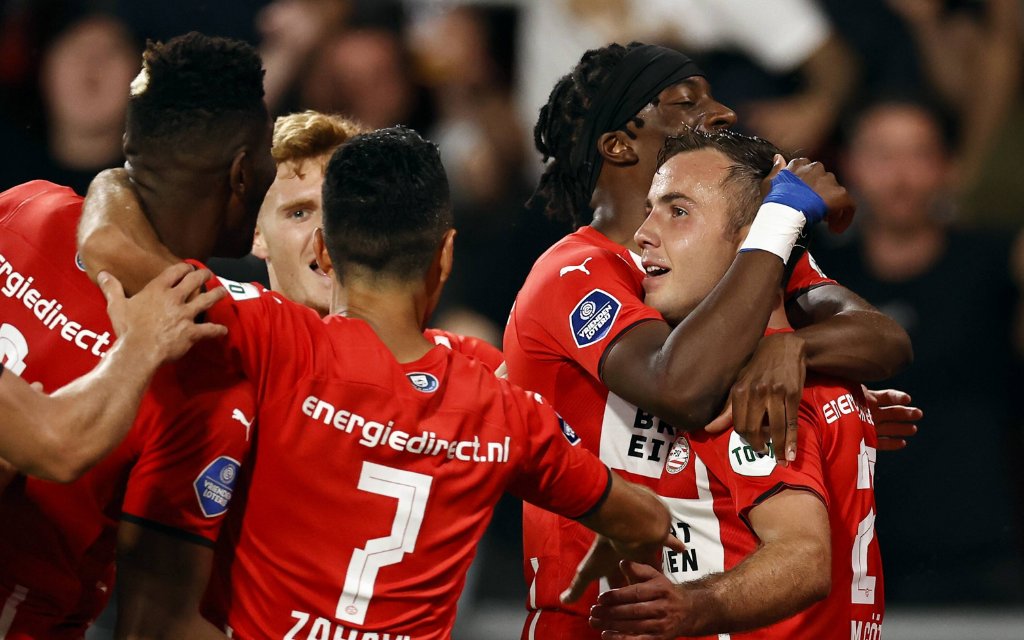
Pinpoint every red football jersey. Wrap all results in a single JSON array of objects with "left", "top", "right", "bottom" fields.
[
  {"left": 786, "top": 250, "right": 837, "bottom": 300},
  {"left": 424, "top": 327, "right": 504, "bottom": 373},
  {"left": 658, "top": 378, "right": 884, "bottom": 639},
  {"left": 503, "top": 226, "right": 840, "bottom": 637},
  {"left": 0, "top": 181, "right": 252, "bottom": 638},
  {"left": 191, "top": 268, "right": 611, "bottom": 640}
]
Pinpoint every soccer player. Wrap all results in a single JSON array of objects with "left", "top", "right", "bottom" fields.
[
  {"left": 0, "top": 264, "right": 225, "bottom": 482},
  {"left": 579, "top": 130, "right": 883, "bottom": 638},
  {"left": 250, "top": 109, "right": 503, "bottom": 369},
  {"left": 0, "top": 33, "right": 274, "bottom": 639},
  {"left": 81, "top": 125, "right": 678, "bottom": 639},
  {"left": 505, "top": 42, "right": 913, "bottom": 637}
]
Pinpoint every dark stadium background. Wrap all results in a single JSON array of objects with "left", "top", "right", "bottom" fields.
[{"left": 1, "top": 0, "right": 1021, "bottom": 637}]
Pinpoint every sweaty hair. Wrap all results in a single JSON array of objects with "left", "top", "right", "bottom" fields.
[
  {"left": 272, "top": 111, "right": 368, "bottom": 167},
  {"left": 530, "top": 42, "right": 646, "bottom": 229},
  {"left": 322, "top": 126, "right": 452, "bottom": 281},
  {"left": 126, "top": 32, "right": 266, "bottom": 153},
  {"left": 659, "top": 130, "right": 780, "bottom": 235}
]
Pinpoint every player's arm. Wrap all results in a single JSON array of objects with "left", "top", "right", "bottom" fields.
[
  {"left": 0, "top": 265, "right": 226, "bottom": 482},
  {"left": 79, "top": 168, "right": 180, "bottom": 294},
  {"left": 560, "top": 473, "right": 680, "bottom": 604},
  {"left": 511, "top": 397, "right": 676, "bottom": 601},
  {"left": 602, "top": 160, "right": 851, "bottom": 434},
  {"left": 114, "top": 522, "right": 228, "bottom": 640},
  {"left": 787, "top": 283, "right": 913, "bottom": 382},
  {"left": 588, "top": 489, "right": 831, "bottom": 639},
  {"left": 711, "top": 283, "right": 917, "bottom": 456}
]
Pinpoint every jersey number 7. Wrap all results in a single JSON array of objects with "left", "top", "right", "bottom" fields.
[{"left": 335, "top": 462, "right": 433, "bottom": 625}]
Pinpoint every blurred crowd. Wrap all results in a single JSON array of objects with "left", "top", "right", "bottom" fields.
[{"left": 1, "top": 0, "right": 1022, "bottom": 614}]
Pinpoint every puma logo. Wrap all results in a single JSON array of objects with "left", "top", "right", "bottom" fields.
[
  {"left": 231, "top": 408, "right": 253, "bottom": 440},
  {"left": 559, "top": 257, "right": 593, "bottom": 277}
]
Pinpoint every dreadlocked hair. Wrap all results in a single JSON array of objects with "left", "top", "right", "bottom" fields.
[
  {"left": 126, "top": 32, "right": 266, "bottom": 148},
  {"left": 528, "top": 42, "right": 645, "bottom": 229}
]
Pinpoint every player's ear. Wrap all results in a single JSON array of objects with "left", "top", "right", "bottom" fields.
[
  {"left": 229, "top": 150, "right": 248, "bottom": 198},
  {"left": 597, "top": 131, "right": 639, "bottom": 167},
  {"left": 313, "top": 227, "right": 334, "bottom": 278},
  {"left": 422, "top": 228, "right": 456, "bottom": 327},
  {"left": 252, "top": 224, "right": 268, "bottom": 260},
  {"left": 437, "top": 228, "right": 456, "bottom": 287}
]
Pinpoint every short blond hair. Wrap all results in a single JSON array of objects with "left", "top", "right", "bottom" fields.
[{"left": 271, "top": 110, "right": 368, "bottom": 166}]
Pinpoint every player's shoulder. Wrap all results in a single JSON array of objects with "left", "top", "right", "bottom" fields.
[
  {"left": 525, "top": 228, "right": 637, "bottom": 289},
  {"left": 208, "top": 271, "right": 325, "bottom": 328},
  {"left": 0, "top": 180, "right": 82, "bottom": 249},
  {"left": 801, "top": 375, "right": 869, "bottom": 427},
  {"left": 425, "top": 328, "right": 504, "bottom": 373},
  {"left": 146, "top": 348, "right": 253, "bottom": 402},
  {"left": 0, "top": 180, "right": 81, "bottom": 221},
  {"left": 444, "top": 351, "right": 541, "bottom": 415}
]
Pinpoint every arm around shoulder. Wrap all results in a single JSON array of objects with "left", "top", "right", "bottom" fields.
[
  {"left": 78, "top": 168, "right": 180, "bottom": 294},
  {"left": 788, "top": 283, "right": 913, "bottom": 382}
]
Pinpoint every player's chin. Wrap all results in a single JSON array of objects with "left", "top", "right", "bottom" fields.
[{"left": 649, "top": 296, "right": 688, "bottom": 326}]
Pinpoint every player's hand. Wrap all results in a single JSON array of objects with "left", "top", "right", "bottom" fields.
[
  {"left": 783, "top": 158, "right": 855, "bottom": 234},
  {"left": 588, "top": 560, "right": 691, "bottom": 639},
  {"left": 561, "top": 534, "right": 684, "bottom": 605},
  {"left": 713, "top": 332, "right": 806, "bottom": 466},
  {"left": 100, "top": 264, "right": 228, "bottom": 364},
  {"left": 863, "top": 387, "right": 921, "bottom": 451}
]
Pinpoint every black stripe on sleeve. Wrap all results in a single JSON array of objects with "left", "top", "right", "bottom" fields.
[
  {"left": 597, "top": 318, "right": 662, "bottom": 381},
  {"left": 120, "top": 513, "right": 216, "bottom": 548},
  {"left": 574, "top": 465, "right": 614, "bottom": 521}
]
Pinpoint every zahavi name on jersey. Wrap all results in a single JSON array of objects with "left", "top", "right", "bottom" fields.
[
  {"left": 301, "top": 395, "right": 511, "bottom": 463},
  {"left": 284, "top": 611, "right": 411, "bottom": 640}
]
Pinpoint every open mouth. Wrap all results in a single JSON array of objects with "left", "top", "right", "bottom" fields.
[{"left": 644, "top": 264, "right": 670, "bottom": 277}]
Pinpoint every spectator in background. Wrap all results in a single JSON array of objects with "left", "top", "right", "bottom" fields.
[
  {"left": 817, "top": 96, "right": 1024, "bottom": 604},
  {"left": 38, "top": 14, "right": 137, "bottom": 194},
  {"left": 256, "top": 0, "right": 351, "bottom": 114},
  {"left": 887, "top": 0, "right": 1024, "bottom": 228},
  {"left": 0, "top": 12, "right": 138, "bottom": 194},
  {"left": 409, "top": 4, "right": 562, "bottom": 343},
  {"left": 301, "top": 27, "right": 429, "bottom": 131},
  {"left": 641, "top": 0, "right": 860, "bottom": 156},
  {"left": 515, "top": 0, "right": 858, "bottom": 159}
]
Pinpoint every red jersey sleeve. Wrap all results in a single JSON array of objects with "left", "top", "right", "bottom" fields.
[
  {"left": 121, "top": 347, "right": 254, "bottom": 544},
  {"left": 785, "top": 251, "right": 838, "bottom": 301},
  {"left": 505, "top": 390, "right": 611, "bottom": 519},
  {"left": 514, "top": 247, "right": 662, "bottom": 381},
  {"left": 699, "top": 401, "right": 829, "bottom": 526}
]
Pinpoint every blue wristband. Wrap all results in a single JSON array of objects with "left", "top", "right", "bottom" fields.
[{"left": 763, "top": 170, "right": 827, "bottom": 224}]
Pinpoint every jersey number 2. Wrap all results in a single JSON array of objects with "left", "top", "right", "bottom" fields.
[
  {"left": 851, "top": 439, "right": 877, "bottom": 604},
  {"left": 335, "top": 462, "right": 432, "bottom": 625}
]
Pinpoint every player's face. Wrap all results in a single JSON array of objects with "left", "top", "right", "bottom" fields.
[
  {"left": 252, "top": 158, "right": 332, "bottom": 316},
  {"left": 635, "top": 149, "right": 741, "bottom": 325},
  {"left": 634, "top": 77, "right": 737, "bottom": 142}
]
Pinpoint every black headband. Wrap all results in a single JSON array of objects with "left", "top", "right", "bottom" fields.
[{"left": 570, "top": 45, "right": 704, "bottom": 209}]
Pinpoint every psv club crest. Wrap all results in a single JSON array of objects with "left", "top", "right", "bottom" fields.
[{"left": 664, "top": 435, "right": 691, "bottom": 475}]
